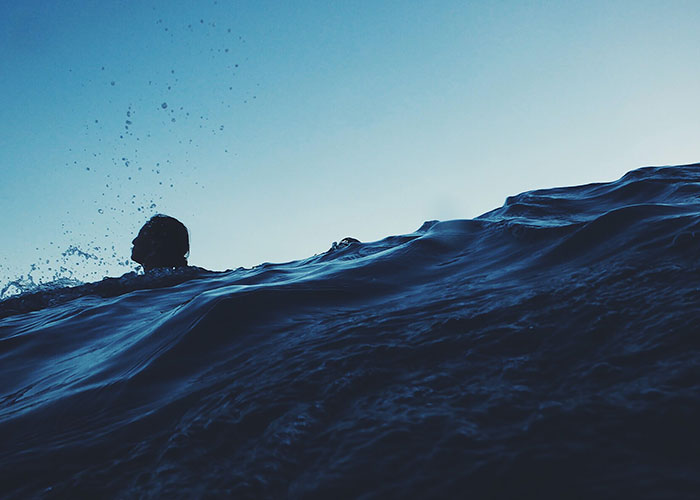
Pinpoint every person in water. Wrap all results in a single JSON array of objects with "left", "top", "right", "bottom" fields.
[{"left": 131, "top": 214, "right": 189, "bottom": 272}]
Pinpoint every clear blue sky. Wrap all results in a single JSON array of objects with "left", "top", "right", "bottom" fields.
[{"left": 2, "top": 0, "right": 700, "bottom": 286}]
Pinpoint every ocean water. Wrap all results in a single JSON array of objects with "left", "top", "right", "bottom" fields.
[{"left": 2, "top": 164, "right": 700, "bottom": 499}]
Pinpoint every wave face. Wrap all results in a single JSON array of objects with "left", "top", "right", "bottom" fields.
[{"left": 2, "top": 164, "right": 700, "bottom": 499}]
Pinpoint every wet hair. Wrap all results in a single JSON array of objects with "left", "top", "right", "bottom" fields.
[{"left": 132, "top": 214, "right": 189, "bottom": 271}]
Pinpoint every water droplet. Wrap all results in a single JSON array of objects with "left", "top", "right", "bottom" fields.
[
  {"left": 111, "top": 81, "right": 115, "bottom": 86},
  {"left": 161, "top": 102, "right": 168, "bottom": 109},
  {"left": 98, "top": 208, "right": 104, "bottom": 214}
]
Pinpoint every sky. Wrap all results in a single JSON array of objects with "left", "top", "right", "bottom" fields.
[{"left": 2, "top": 0, "right": 700, "bottom": 289}]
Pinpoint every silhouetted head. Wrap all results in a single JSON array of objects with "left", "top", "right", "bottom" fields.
[{"left": 131, "top": 214, "right": 189, "bottom": 272}]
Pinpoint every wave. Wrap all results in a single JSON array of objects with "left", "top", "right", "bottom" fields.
[{"left": 2, "top": 164, "right": 700, "bottom": 498}]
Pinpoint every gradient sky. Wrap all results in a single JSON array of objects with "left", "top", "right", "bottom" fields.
[{"left": 2, "top": 0, "right": 700, "bottom": 288}]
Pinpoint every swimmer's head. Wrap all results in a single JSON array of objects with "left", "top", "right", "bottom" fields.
[{"left": 131, "top": 214, "right": 189, "bottom": 272}]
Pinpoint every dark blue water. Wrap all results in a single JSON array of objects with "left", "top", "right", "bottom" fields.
[{"left": 2, "top": 164, "right": 700, "bottom": 499}]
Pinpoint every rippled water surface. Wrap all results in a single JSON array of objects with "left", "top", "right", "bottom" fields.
[{"left": 2, "top": 165, "right": 700, "bottom": 499}]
